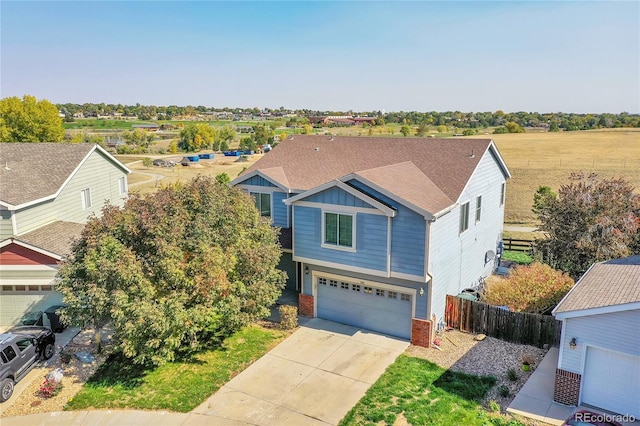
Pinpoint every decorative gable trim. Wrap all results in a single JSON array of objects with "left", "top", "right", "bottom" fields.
[
  {"left": 231, "top": 169, "right": 290, "bottom": 192},
  {"left": 0, "top": 239, "right": 62, "bottom": 263},
  {"left": 284, "top": 180, "right": 396, "bottom": 217},
  {"left": 0, "top": 145, "right": 131, "bottom": 210}
]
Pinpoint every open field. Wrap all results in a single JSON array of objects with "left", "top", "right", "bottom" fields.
[
  {"left": 123, "top": 128, "right": 640, "bottom": 225},
  {"left": 479, "top": 129, "right": 640, "bottom": 224}
]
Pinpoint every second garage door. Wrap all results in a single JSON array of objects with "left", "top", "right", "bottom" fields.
[
  {"left": 582, "top": 346, "right": 640, "bottom": 418},
  {"left": 315, "top": 274, "right": 413, "bottom": 339}
]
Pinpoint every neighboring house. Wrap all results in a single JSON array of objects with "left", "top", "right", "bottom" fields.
[
  {"left": 132, "top": 124, "right": 159, "bottom": 131},
  {"left": 232, "top": 135, "right": 510, "bottom": 346},
  {"left": 552, "top": 255, "right": 640, "bottom": 418},
  {"left": 0, "top": 143, "right": 130, "bottom": 328}
]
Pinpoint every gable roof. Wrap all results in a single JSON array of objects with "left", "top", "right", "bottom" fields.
[
  {"left": 16, "top": 220, "right": 86, "bottom": 257},
  {"left": 235, "top": 136, "right": 508, "bottom": 214},
  {"left": 553, "top": 255, "right": 640, "bottom": 318},
  {"left": 0, "top": 143, "right": 130, "bottom": 209}
]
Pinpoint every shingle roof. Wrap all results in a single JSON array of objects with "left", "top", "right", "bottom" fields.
[
  {"left": 16, "top": 221, "right": 85, "bottom": 257},
  {"left": 240, "top": 135, "right": 502, "bottom": 214},
  {"left": 554, "top": 255, "right": 640, "bottom": 314},
  {"left": 0, "top": 143, "right": 96, "bottom": 207}
]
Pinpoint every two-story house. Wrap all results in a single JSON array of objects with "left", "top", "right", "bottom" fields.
[
  {"left": 0, "top": 143, "right": 130, "bottom": 328},
  {"left": 232, "top": 135, "right": 510, "bottom": 346}
]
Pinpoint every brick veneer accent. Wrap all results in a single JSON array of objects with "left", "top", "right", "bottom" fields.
[
  {"left": 298, "top": 294, "right": 315, "bottom": 317},
  {"left": 411, "top": 318, "right": 432, "bottom": 348},
  {"left": 553, "top": 368, "right": 581, "bottom": 406}
]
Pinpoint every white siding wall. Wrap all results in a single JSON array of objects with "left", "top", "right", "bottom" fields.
[
  {"left": 428, "top": 148, "right": 506, "bottom": 324},
  {"left": 559, "top": 309, "right": 640, "bottom": 374},
  {"left": 0, "top": 207, "right": 13, "bottom": 240},
  {"left": 14, "top": 151, "right": 127, "bottom": 234}
]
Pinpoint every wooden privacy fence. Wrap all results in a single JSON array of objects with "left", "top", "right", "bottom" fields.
[
  {"left": 502, "top": 238, "right": 534, "bottom": 253},
  {"left": 445, "top": 295, "right": 561, "bottom": 348}
]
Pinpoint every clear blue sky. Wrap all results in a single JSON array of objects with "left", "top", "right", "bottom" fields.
[{"left": 1, "top": 1, "right": 638, "bottom": 113}]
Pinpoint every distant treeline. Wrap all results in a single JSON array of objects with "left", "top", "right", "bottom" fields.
[{"left": 56, "top": 103, "right": 640, "bottom": 131}]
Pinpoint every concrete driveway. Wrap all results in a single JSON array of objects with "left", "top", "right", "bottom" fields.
[{"left": 192, "top": 318, "right": 409, "bottom": 425}]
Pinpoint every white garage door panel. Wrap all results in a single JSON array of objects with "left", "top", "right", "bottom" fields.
[
  {"left": 316, "top": 276, "right": 412, "bottom": 339},
  {"left": 582, "top": 346, "right": 640, "bottom": 418},
  {"left": 0, "top": 292, "right": 63, "bottom": 326}
]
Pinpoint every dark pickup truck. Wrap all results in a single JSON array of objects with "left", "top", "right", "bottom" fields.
[{"left": 0, "top": 326, "right": 55, "bottom": 402}]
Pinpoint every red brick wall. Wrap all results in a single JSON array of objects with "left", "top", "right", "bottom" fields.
[
  {"left": 298, "top": 294, "right": 315, "bottom": 317},
  {"left": 411, "top": 318, "right": 432, "bottom": 348},
  {"left": 553, "top": 368, "right": 581, "bottom": 406}
]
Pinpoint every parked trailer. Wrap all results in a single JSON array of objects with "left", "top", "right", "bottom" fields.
[{"left": 198, "top": 153, "right": 215, "bottom": 159}]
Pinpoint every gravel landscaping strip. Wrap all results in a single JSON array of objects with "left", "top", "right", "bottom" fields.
[{"left": 405, "top": 329, "right": 547, "bottom": 414}]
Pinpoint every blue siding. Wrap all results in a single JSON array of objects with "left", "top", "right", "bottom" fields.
[
  {"left": 304, "top": 186, "right": 376, "bottom": 209},
  {"left": 347, "top": 180, "right": 425, "bottom": 277},
  {"left": 293, "top": 206, "right": 387, "bottom": 272},
  {"left": 272, "top": 191, "right": 288, "bottom": 227},
  {"left": 242, "top": 175, "right": 277, "bottom": 187}
]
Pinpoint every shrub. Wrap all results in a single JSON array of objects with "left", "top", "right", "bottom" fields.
[
  {"left": 498, "top": 385, "right": 510, "bottom": 397},
  {"left": 279, "top": 305, "right": 298, "bottom": 330},
  {"left": 488, "top": 399, "right": 501, "bottom": 412},
  {"left": 483, "top": 262, "right": 574, "bottom": 313},
  {"left": 507, "top": 368, "right": 518, "bottom": 381}
]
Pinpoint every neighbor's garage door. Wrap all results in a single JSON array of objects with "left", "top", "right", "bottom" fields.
[
  {"left": 316, "top": 275, "right": 413, "bottom": 339},
  {"left": 0, "top": 285, "right": 63, "bottom": 327},
  {"left": 582, "top": 346, "right": 640, "bottom": 418}
]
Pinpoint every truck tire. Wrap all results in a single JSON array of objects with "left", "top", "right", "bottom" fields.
[
  {"left": 0, "top": 378, "right": 15, "bottom": 402},
  {"left": 42, "top": 342, "right": 55, "bottom": 360}
]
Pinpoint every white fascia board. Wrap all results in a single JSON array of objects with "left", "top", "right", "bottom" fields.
[
  {"left": 553, "top": 301, "right": 640, "bottom": 321},
  {"left": 285, "top": 180, "right": 396, "bottom": 217},
  {"left": 341, "top": 173, "right": 436, "bottom": 220},
  {"left": 231, "top": 170, "right": 290, "bottom": 192}
]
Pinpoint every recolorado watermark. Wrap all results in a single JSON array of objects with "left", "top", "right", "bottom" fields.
[{"left": 575, "top": 411, "right": 636, "bottom": 424}]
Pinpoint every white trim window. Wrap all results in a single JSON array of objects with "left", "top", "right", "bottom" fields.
[
  {"left": 475, "top": 195, "right": 482, "bottom": 222},
  {"left": 81, "top": 188, "right": 92, "bottom": 209},
  {"left": 459, "top": 201, "right": 470, "bottom": 233},
  {"left": 323, "top": 211, "right": 354, "bottom": 250},
  {"left": 118, "top": 176, "right": 127, "bottom": 195},
  {"left": 500, "top": 182, "right": 505, "bottom": 206},
  {"left": 250, "top": 192, "right": 271, "bottom": 217}
]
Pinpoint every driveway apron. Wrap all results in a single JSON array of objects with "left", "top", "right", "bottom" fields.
[{"left": 192, "top": 318, "right": 409, "bottom": 425}]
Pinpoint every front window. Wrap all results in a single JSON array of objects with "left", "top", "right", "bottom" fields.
[
  {"left": 324, "top": 212, "right": 354, "bottom": 248},
  {"left": 251, "top": 192, "right": 271, "bottom": 217},
  {"left": 119, "top": 176, "right": 127, "bottom": 195},
  {"left": 459, "top": 202, "right": 470, "bottom": 233}
]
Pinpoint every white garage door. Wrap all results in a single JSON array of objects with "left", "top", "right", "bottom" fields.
[
  {"left": 315, "top": 274, "right": 413, "bottom": 339},
  {"left": 0, "top": 285, "right": 63, "bottom": 327},
  {"left": 582, "top": 346, "right": 640, "bottom": 418}
]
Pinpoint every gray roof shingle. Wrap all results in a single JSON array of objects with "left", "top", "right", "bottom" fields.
[
  {"left": 16, "top": 220, "right": 85, "bottom": 257},
  {"left": 240, "top": 135, "right": 503, "bottom": 215},
  {"left": 0, "top": 143, "right": 102, "bottom": 207},
  {"left": 554, "top": 255, "right": 640, "bottom": 314}
]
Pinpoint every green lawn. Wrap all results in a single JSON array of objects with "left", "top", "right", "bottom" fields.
[
  {"left": 501, "top": 250, "right": 533, "bottom": 265},
  {"left": 65, "top": 325, "right": 287, "bottom": 412},
  {"left": 340, "top": 355, "right": 523, "bottom": 426}
]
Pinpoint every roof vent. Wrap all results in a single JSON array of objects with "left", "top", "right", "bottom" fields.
[
  {"left": 469, "top": 149, "right": 475, "bottom": 158},
  {"left": 288, "top": 135, "right": 294, "bottom": 140},
  {"left": 314, "top": 147, "right": 320, "bottom": 152},
  {"left": 4, "top": 161, "right": 10, "bottom": 170},
  {"left": 327, "top": 134, "right": 334, "bottom": 141}
]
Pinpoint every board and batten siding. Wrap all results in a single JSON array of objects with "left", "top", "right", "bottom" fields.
[
  {"left": 241, "top": 175, "right": 275, "bottom": 187},
  {"left": 272, "top": 191, "right": 288, "bottom": 228},
  {"left": 293, "top": 205, "right": 388, "bottom": 273},
  {"left": 347, "top": 180, "right": 425, "bottom": 277},
  {"left": 428, "top": 148, "right": 506, "bottom": 324},
  {"left": 560, "top": 309, "right": 640, "bottom": 374},
  {"left": 0, "top": 208, "right": 13, "bottom": 240},
  {"left": 303, "top": 186, "right": 377, "bottom": 209},
  {"left": 14, "top": 151, "right": 127, "bottom": 235}
]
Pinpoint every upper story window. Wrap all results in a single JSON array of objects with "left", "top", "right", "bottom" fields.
[
  {"left": 459, "top": 201, "right": 470, "bottom": 234},
  {"left": 323, "top": 212, "right": 354, "bottom": 249},
  {"left": 500, "top": 182, "right": 505, "bottom": 206},
  {"left": 119, "top": 176, "right": 127, "bottom": 195},
  {"left": 250, "top": 192, "right": 271, "bottom": 217},
  {"left": 81, "top": 188, "right": 92, "bottom": 209},
  {"left": 475, "top": 196, "right": 482, "bottom": 222}
]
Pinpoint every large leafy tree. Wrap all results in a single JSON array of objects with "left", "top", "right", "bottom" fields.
[
  {"left": 57, "top": 176, "right": 286, "bottom": 366},
  {"left": 0, "top": 95, "right": 65, "bottom": 142},
  {"left": 178, "top": 123, "right": 217, "bottom": 152},
  {"left": 533, "top": 173, "right": 640, "bottom": 278}
]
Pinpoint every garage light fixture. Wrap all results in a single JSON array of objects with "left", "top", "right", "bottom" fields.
[
  {"left": 569, "top": 337, "right": 577, "bottom": 349},
  {"left": 419, "top": 287, "right": 424, "bottom": 296},
  {"left": 304, "top": 266, "right": 309, "bottom": 275}
]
